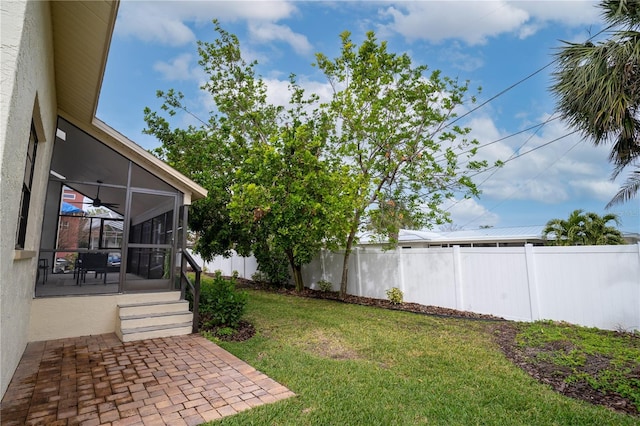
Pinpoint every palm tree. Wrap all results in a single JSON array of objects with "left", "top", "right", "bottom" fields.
[
  {"left": 551, "top": 0, "right": 640, "bottom": 206},
  {"left": 542, "top": 209, "right": 587, "bottom": 246},
  {"left": 583, "top": 212, "right": 626, "bottom": 245},
  {"left": 542, "top": 209, "right": 625, "bottom": 245}
]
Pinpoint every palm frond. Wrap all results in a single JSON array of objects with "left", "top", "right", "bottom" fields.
[{"left": 606, "top": 169, "right": 640, "bottom": 207}]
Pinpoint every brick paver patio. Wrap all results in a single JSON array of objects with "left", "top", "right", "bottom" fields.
[{"left": 0, "top": 333, "right": 294, "bottom": 425}]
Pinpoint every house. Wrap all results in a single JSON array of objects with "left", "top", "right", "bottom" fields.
[
  {"left": 361, "top": 226, "right": 639, "bottom": 248},
  {"left": 0, "top": 1, "right": 207, "bottom": 399}
]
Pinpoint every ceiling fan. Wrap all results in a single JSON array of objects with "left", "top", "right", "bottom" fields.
[{"left": 84, "top": 180, "right": 120, "bottom": 209}]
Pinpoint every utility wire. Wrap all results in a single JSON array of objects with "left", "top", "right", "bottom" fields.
[
  {"left": 458, "top": 136, "right": 584, "bottom": 228},
  {"left": 441, "top": 128, "right": 578, "bottom": 213},
  {"left": 434, "top": 116, "right": 561, "bottom": 164},
  {"left": 475, "top": 113, "right": 558, "bottom": 187},
  {"left": 443, "top": 23, "right": 613, "bottom": 130}
]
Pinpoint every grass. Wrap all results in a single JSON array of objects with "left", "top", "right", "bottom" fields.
[{"left": 206, "top": 290, "right": 638, "bottom": 425}]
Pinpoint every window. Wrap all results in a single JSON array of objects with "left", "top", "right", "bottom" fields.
[
  {"left": 15, "top": 123, "right": 38, "bottom": 249},
  {"left": 63, "top": 193, "right": 76, "bottom": 200}
]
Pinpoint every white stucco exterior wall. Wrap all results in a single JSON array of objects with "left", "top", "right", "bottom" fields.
[
  {"left": 28, "top": 292, "right": 183, "bottom": 342},
  {"left": 0, "top": 1, "right": 58, "bottom": 399}
]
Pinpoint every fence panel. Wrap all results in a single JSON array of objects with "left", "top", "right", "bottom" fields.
[
  {"left": 191, "top": 244, "right": 640, "bottom": 331},
  {"left": 534, "top": 245, "right": 640, "bottom": 331},
  {"left": 300, "top": 243, "right": 639, "bottom": 331},
  {"left": 401, "top": 248, "right": 457, "bottom": 308},
  {"left": 187, "top": 250, "right": 258, "bottom": 279},
  {"left": 459, "top": 248, "right": 533, "bottom": 321}
]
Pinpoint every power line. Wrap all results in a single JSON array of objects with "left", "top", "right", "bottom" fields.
[
  {"left": 442, "top": 24, "right": 613, "bottom": 129},
  {"left": 458, "top": 136, "right": 584, "bottom": 228},
  {"left": 474, "top": 113, "right": 558, "bottom": 187},
  {"left": 435, "top": 116, "right": 561, "bottom": 164},
  {"left": 442, "top": 128, "right": 577, "bottom": 213}
]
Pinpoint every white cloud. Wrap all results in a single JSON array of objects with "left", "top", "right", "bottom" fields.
[
  {"left": 153, "top": 53, "right": 196, "bottom": 81},
  {"left": 380, "top": 1, "right": 530, "bottom": 45},
  {"left": 464, "top": 114, "right": 616, "bottom": 204},
  {"left": 442, "top": 198, "right": 500, "bottom": 228},
  {"left": 248, "top": 22, "right": 313, "bottom": 55},
  {"left": 116, "top": 0, "right": 299, "bottom": 46},
  {"left": 378, "top": 0, "right": 599, "bottom": 45},
  {"left": 569, "top": 179, "right": 620, "bottom": 201}
]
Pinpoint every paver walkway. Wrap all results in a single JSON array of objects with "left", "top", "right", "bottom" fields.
[{"left": 0, "top": 333, "right": 294, "bottom": 425}]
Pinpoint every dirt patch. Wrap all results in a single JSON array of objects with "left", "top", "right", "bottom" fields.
[
  {"left": 302, "top": 330, "right": 360, "bottom": 360},
  {"left": 205, "top": 320, "right": 256, "bottom": 342}
]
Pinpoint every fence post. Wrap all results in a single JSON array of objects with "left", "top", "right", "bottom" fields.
[
  {"left": 355, "top": 247, "right": 362, "bottom": 297},
  {"left": 452, "top": 245, "right": 464, "bottom": 310},
  {"left": 637, "top": 243, "right": 640, "bottom": 331},
  {"left": 321, "top": 248, "right": 326, "bottom": 282},
  {"left": 398, "top": 247, "right": 405, "bottom": 296},
  {"left": 524, "top": 244, "right": 540, "bottom": 322}
]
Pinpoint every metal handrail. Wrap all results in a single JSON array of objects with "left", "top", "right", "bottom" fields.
[{"left": 180, "top": 250, "right": 201, "bottom": 333}]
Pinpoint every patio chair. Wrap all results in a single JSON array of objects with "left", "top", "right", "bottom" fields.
[
  {"left": 38, "top": 258, "right": 49, "bottom": 285},
  {"left": 77, "top": 253, "right": 108, "bottom": 285}
]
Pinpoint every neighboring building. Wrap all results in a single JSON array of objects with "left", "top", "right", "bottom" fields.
[
  {"left": 61, "top": 186, "right": 84, "bottom": 210},
  {"left": 1, "top": 1, "right": 207, "bottom": 399},
  {"left": 361, "top": 226, "right": 639, "bottom": 248}
]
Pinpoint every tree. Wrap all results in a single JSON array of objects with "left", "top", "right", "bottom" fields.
[
  {"left": 227, "top": 82, "right": 353, "bottom": 291},
  {"left": 542, "top": 209, "right": 624, "bottom": 245},
  {"left": 315, "top": 31, "right": 490, "bottom": 297},
  {"left": 552, "top": 0, "right": 640, "bottom": 206},
  {"left": 144, "top": 22, "right": 350, "bottom": 291}
]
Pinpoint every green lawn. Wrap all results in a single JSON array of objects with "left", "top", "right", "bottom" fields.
[{"left": 207, "top": 290, "right": 637, "bottom": 425}]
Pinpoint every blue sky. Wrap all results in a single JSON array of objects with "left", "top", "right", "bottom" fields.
[{"left": 97, "top": 0, "right": 639, "bottom": 233}]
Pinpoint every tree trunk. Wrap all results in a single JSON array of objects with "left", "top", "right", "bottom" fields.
[
  {"left": 339, "top": 224, "right": 358, "bottom": 299},
  {"left": 286, "top": 249, "right": 305, "bottom": 292},
  {"left": 292, "top": 264, "right": 304, "bottom": 293}
]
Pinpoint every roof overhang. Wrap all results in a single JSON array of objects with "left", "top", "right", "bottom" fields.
[{"left": 50, "top": 0, "right": 206, "bottom": 202}]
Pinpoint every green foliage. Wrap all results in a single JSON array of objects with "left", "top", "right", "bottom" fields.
[
  {"left": 551, "top": 0, "right": 640, "bottom": 206},
  {"left": 517, "top": 320, "right": 640, "bottom": 411},
  {"left": 145, "top": 23, "right": 488, "bottom": 298},
  {"left": 145, "top": 21, "right": 351, "bottom": 292},
  {"left": 385, "top": 287, "right": 404, "bottom": 304},
  {"left": 316, "top": 280, "right": 333, "bottom": 292},
  {"left": 251, "top": 240, "right": 290, "bottom": 286},
  {"left": 215, "top": 326, "right": 235, "bottom": 337},
  {"left": 251, "top": 270, "right": 269, "bottom": 284},
  {"left": 542, "top": 209, "right": 625, "bottom": 245},
  {"left": 314, "top": 31, "right": 488, "bottom": 297},
  {"left": 198, "top": 271, "right": 248, "bottom": 328}
]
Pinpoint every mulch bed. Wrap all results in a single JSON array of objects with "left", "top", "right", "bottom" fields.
[{"left": 493, "top": 322, "right": 639, "bottom": 417}]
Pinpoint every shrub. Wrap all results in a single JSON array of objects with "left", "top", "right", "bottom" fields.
[
  {"left": 251, "top": 270, "right": 269, "bottom": 284},
  {"left": 317, "top": 279, "right": 333, "bottom": 292},
  {"left": 253, "top": 245, "right": 290, "bottom": 286},
  {"left": 386, "top": 287, "right": 404, "bottom": 304},
  {"left": 199, "top": 271, "right": 248, "bottom": 329}
]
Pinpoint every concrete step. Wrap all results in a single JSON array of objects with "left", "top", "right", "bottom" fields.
[
  {"left": 118, "top": 300, "right": 190, "bottom": 316},
  {"left": 116, "top": 322, "right": 192, "bottom": 342},
  {"left": 119, "top": 310, "right": 193, "bottom": 330},
  {"left": 116, "top": 295, "right": 194, "bottom": 342}
]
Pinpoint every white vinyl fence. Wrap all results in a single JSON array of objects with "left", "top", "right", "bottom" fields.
[
  {"left": 187, "top": 250, "right": 258, "bottom": 279},
  {"left": 301, "top": 244, "right": 640, "bottom": 332}
]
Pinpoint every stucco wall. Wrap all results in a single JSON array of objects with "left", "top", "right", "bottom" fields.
[
  {"left": 0, "top": 1, "right": 57, "bottom": 399},
  {"left": 28, "top": 292, "right": 182, "bottom": 342}
]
